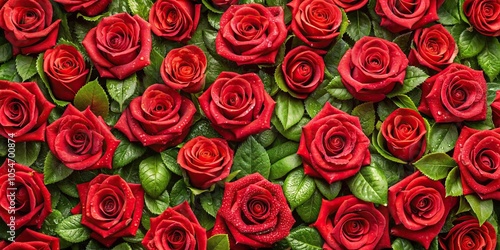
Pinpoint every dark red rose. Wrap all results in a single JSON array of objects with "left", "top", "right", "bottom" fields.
[
  {"left": 46, "top": 105, "right": 120, "bottom": 170},
  {"left": 210, "top": 173, "right": 294, "bottom": 249},
  {"left": 198, "top": 72, "right": 275, "bottom": 141},
  {"left": 115, "top": 84, "right": 196, "bottom": 152},
  {"left": 143, "top": 202, "right": 206, "bottom": 250},
  {"left": 313, "top": 195, "right": 391, "bottom": 250},
  {"left": 439, "top": 215, "right": 497, "bottom": 250},
  {"left": 453, "top": 126, "right": 500, "bottom": 200},
  {"left": 71, "top": 174, "right": 144, "bottom": 247},
  {"left": 149, "top": 0, "right": 201, "bottom": 43},
  {"left": 0, "top": 161, "right": 51, "bottom": 229},
  {"left": 381, "top": 108, "right": 427, "bottom": 162},
  {"left": 297, "top": 102, "right": 371, "bottom": 184},
  {"left": 178, "top": 136, "right": 233, "bottom": 190},
  {"left": 281, "top": 46, "right": 325, "bottom": 99},
  {"left": 464, "top": 0, "right": 500, "bottom": 37},
  {"left": 418, "top": 63, "right": 487, "bottom": 123},
  {"left": 389, "top": 172, "right": 457, "bottom": 249},
  {"left": 0, "top": 0, "right": 60, "bottom": 55},
  {"left": 83, "top": 13, "right": 152, "bottom": 80},
  {"left": 43, "top": 44, "right": 89, "bottom": 101},
  {"left": 0, "top": 80, "right": 54, "bottom": 142},
  {"left": 211, "top": 0, "right": 238, "bottom": 10},
  {"left": 288, "top": 0, "right": 343, "bottom": 48},
  {"left": 53, "top": 0, "right": 111, "bottom": 16},
  {"left": 332, "top": 0, "right": 369, "bottom": 12},
  {"left": 338, "top": 36, "right": 408, "bottom": 102},
  {"left": 216, "top": 4, "right": 287, "bottom": 65},
  {"left": 161, "top": 45, "right": 207, "bottom": 93},
  {"left": 0, "top": 229, "right": 59, "bottom": 250},
  {"left": 375, "top": 0, "right": 445, "bottom": 33},
  {"left": 409, "top": 24, "right": 458, "bottom": 72},
  {"left": 491, "top": 91, "right": 500, "bottom": 128}
]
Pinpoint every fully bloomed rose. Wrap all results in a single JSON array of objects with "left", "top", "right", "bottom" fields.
[
  {"left": 439, "top": 215, "right": 497, "bottom": 250},
  {"left": 0, "top": 229, "right": 59, "bottom": 250},
  {"left": 149, "top": 0, "right": 201, "bottom": 43},
  {"left": 0, "top": 161, "right": 51, "bottom": 229},
  {"left": 492, "top": 91, "right": 500, "bottom": 128},
  {"left": 216, "top": 4, "right": 287, "bottom": 65},
  {"left": 313, "top": 195, "right": 391, "bottom": 250},
  {"left": 332, "top": 0, "right": 368, "bottom": 12},
  {"left": 115, "top": 84, "right": 196, "bottom": 152},
  {"left": 0, "top": 0, "right": 60, "bottom": 55},
  {"left": 297, "top": 103, "right": 370, "bottom": 184},
  {"left": 212, "top": 0, "right": 238, "bottom": 10},
  {"left": 53, "top": 0, "right": 111, "bottom": 16},
  {"left": 375, "top": 0, "right": 444, "bottom": 33},
  {"left": 72, "top": 174, "right": 144, "bottom": 247},
  {"left": 338, "top": 36, "right": 408, "bottom": 102},
  {"left": 381, "top": 108, "right": 427, "bottom": 162},
  {"left": 83, "top": 13, "right": 152, "bottom": 80},
  {"left": 178, "top": 136, "right": 233, "bottom": 190},
  {"left": 143, "top": 202, "right": 206, "bottom": 250},
  {"left": 463, "top": 0, "right": 500, "bottom": 37},
  {"left": 46, "top": 105, "right": 120, "bottom": 170},
  {"left": 43, "top": 44, "right": 89, "bottom": 101},
  {"left": 211, "top": 173, "right": 294, "bottom": 249},
  {"left": 161, "top": 45, "right": 207, "bottom": 93},
  {"left": 418, "top": 63, "right": 487, "bottom": 123},
  {"left": 409, "top": 24, "right": 458, "bottom": 72},
  {"left": 389, "top": 172, "right": 457, "bottom": 249},
  {"left": 198, "top": 72, "right": 275, "bottom": 141},
  {"left": 288, "top": 0, "right": 343, "bottom": 48}
]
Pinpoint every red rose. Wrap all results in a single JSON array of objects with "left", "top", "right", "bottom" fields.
[
  {"left": 143, "top": 202, "right": 206, "bottom": 250},
  {"left": 338, "top": 36, "right": 408, "bottom": 102},
  {"left": 388, "top": 172, "right": 457, "bottom": 249},
  {"left": 161, "top": 45, "right": 207, "bottom": 93},
  {"left": 210, "top": 173, "right": 295, "bottom": 249},
  {"left": 375, "top": 0, "right": 445, "bottom": 33},
  {"left": 440, "top": 215, "right": 497, "bottom": 250},
  {"left": 53, "top": 0, "right": 111, "bottom": 16},
  {"left": 178, "top": 136, "right": 233, "bottom": 190},
  {"left": 0, "top": 0, "right": 60, "bottom": 55},
  {"left": 216, "top": 4, "right": 287, "bottom": 65},
  {"left": 463, "top": 0, "right": 500, "bottom": 37},
  {"left": 0, "top": 80, "right": 54, "bottom": 142},
  {"left": 313, "top": 195, "right": 391, "bottom": 250},
  {"left": 211, "top": 0, "right": 238, "bottom": 10},
  {"left": 46, "top": 105, "right": 120, "bottom": 170},
  {"left": 332, "top": 0, "right": 369, "bottom": 12},
  {"left": 0, "top": 161, "right": 51, "bottom": 229},
  {"left": 288, "top": 0, "right": 343, "bottom": 48},
  {"left": 491, "top": 91, "right": 500, "bottom": 128},
  {"left": 149, "top": 0, "right": 201, "bottom": 43},
  {"left": 71, "top": 174, "right": 144, "bottom": 247},
  {"left": 381, "top": 108, "right": 427, "bottom": 162},
  {"left": 115, "top": 84, "right": 196, "bottom": 152},
  {"left": 43, "top": 44, "right": 89, "bottom": 101},
  {"left": 198, "top": 72, "right": 275, "bottom": 141},
  {"left": 409, "top": 24, "right": 458, "bottom": 72},
  {"left": 281, "top": 46, "right": 326, "bottom": 99},
  {"left": 297, "top": 102, "right": 371, "bottom": 184},
  {"left": 0, "top": 229, "right": 59, "bottom": 250},
  {"left": 453, "top": 126, "right": 500, "bottom": 200},
  {"left": 83, "top": 13, "right": 152, "bottom": 80},
  {"left": 418, "top": 63, "right": 487, "bottom": 123}
]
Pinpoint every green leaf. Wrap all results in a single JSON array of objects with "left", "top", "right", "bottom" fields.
[
  {"left": 391, "top": 94, "right": 418, "bottom": 110},
  {"left": 286, "top": 227, "right": 323, "bottom": 250},
  {"left": 465, "top": 195, "right": 493, "bottom": 226},
  {"left": 438, "top": 0, "right": 461, "bottom": 25},
  {"left": 457, "top": 196, "right": 472, "bottom": 214},
  {"left": 0, "top": 38, "right": 12, "bottom": 63},
  {"left": 74, "top": 79, "right": 109, "bottom": 118},
  {"left": 41, "top": 210, "right": 64, "bottom": 236},
  {"left": 142, "top": 48, "right": 165, "bottom": 86},
  {"left": 232, "top": 136, "right": 271, "bottom": 179},
  {"left": 200, "top": 187, "right": 223, "bottom": 217},
  {"left": 123, "top": 228, "right": 145, "bottom": 243},
  {"left": 108, "top": 0, "right": 130, "bottom": 14},
  {"left": 186, "top": 119, "right": 221, "bottom": 141},
  {"left": 160, "top": 150, "right": 183, "bottom": 176},
  {"left": 487, "top": 82, "right": 500, "bottom": 105},
  {"left": 325, "top": 39, "right": 350, "bottom": 75},
  {"left": 388, "top": 66, "right": 429, "bottom": 98},
  {"left": 15, "top": 55, "right": 37, "bottom": 81},
  {"left": 413, "top": 153, "right": 457, "bottom": 180},
  {"left": 276, "top": 92, "right": 304, "bottom": 130},
  {"left": 372, "top": 20, "right": 396, "bottom": 41},
  {"left": 112, "top": 132, "right": 147, "bottom": 169},
  {"left": 347, "top": 165, "right": 388, "bottom": 205},
  {"left": 445, "top": 167, "right": 463, "bottom": 197},
  {"left": 393, "top": 32, "right": 413, "bottom": 53},
  {"left": 35, "top": 53, "right": 69, "bottom": 106},
  {"left": 377, "top": 98, "right": 399, "bottom": 121},
  {"left": 145, "top": 190, "right": 170, "bottom": 215},
  {"left": 283, "top": 168, "right": 316, "bottom": 209},
  {"left": 14, "top": 141, "right": 41, "bottom": 166},
  {"left": 0, "top": 59, "right": 21, "bottom": 81},
  {"left": 351, "top": 102, "right": 375, "bottom": 136},
  {"left": 207, "top": 234, "right": 230, "bottom": 250},
  {"left": 56, "top": 214, "right": 91, "bottom": 243},
  {"left": 326, "top": 76, "right": 353, "bottom": 100},
  {"left": 112, "top": 243, "right": 132, "bottom": 250},
  {"left": 270, "top": 154, "right": 302, "bottom": 180},
  {"left": 392, "top": 238, "right": 415, "bottom": 250},
  {"left": 76, "top": 12, "right": 109, "bottom": 22},
  {"left": 170, "top": 179, "right": 190, "bottom": 206},
  {"left": 346, "top": 11, "right": 371, "bottom": 41},
  {"left": 44, "top": 152, "right": 73, "bottom": 184},
  {"left": 372, "top": 130, "right": 407, "bottom": 164},
  {"left": 127, "top": 0, "right": 152, "bottom": 20},
  {"left": 459, "top": 29, "right": 486, "bottom": 59},
  {"left": 208, "top": 11, "right": 222, "bottom": 30},
  {"left": 255, "top": 129, "right": 277, "bottom": 148},
  {"left": 106, "top": 74, "right": 137, "bottom": 111},
  {"left": 272, "top": 115, "right": 311, "bottom": 142},
  {"left": 267, "top": 141, "right": 300, "bottom": 164},
  {"left": 428, "top": 123, "right": 459, "bottom": 153},
  {"left": 314, "top": 179, "right": 341, "bottom": 200},
  {"left": 139, "top": 155, "right": 171, "bottom": 198},
  {"left": 478, "top": 38, "right": 500, "bottom": 81},
  {"left": 296, "top": 190, "right": 322, "bottom": 223},
  {"left": 201, "top": 0, "right": 224, "bottom": 14}
]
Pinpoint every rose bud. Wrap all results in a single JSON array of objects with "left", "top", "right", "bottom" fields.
[
  {"left": 439, "top": 215, "right": 497, "bottom": 250},
  {"left": 375, "top": 0, "right": 444, "bottom": 33},
  {"left": 463, "top": 0, "right": 500, "bottom": 37},
  {"left": 53, "top": 0, "right": 111, "bottom": 16},
  {"left": 149, "top": 0, "right": 201, "bottom": 43},
  {"left": 161, "top": 45, "right": 207, "bottom": 93},
  {"left": 0, "top": 229, "right": 59, "bottom": 249}
]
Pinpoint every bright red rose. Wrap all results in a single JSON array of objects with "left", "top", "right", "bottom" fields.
[
  {"left": 115, "top": 84, "right": 196, "bottom": 152},
  {"left": 439, "top": 215, "right": 497, "bottom": 250},
  {"left": 463, "top": 0, "right": 500, "bottom": 37},
  {"left": 161, "top": 45, "right": 207, "bottom": 93},
  {"left": 149, "top": 0, "right": 201, "bottom": 43},
  {"left": 338, "top": 36, "right": 408, "bottom": 102},
  {"left": 72, "top": 174, "right": 144, "bottom": 247},
  {"left": 0, "top": 0, "right": 60, "bottom": 55},
  {"left": 178, "top": 136, "right": 233, "bottom": 190},
  {"left": 418, "top": 63, "right": 487, "bottom": 123},
  {"left": 198, "top": 72, "right": 275, "bottom": 141},
  {"left": 0, "top": 81, "right": 54, "bottom": 142},
  {"left": 389, "top": 172, "right": 457, "bottom": 249},
  {"left": 332, "top": 0, "right": 368, "bottom": 12},
  {"left": 143, "top": 202, "right": 206, "bottom": 250},
  {"left": 83, "top": 13, "right": 152, "bottom": 80},
  {"left": 211, "top": 0, "right": 238, "bottom": 10},
  {"left": 491, "top": 91, "right": 500, "bottom": 128},
  {"left": 46, "top": 105, "right": 120, "bottom": 170},
  {"left": 210, "top": 173, "right": 294, "bottom": 249},
  {"left": 297, "top": 102, "right": 371, "bottom": 184},
  {"left": 53, "top": 0, "right": 111, "bottom": 16},
  {"left": 0, "top": 229, "right": 59, "bottom": 250},
  {"left": 313, "top": 195, "right": 391, "bottom": 250},
  {"left": 216, "top": 4, "right": 287, "bottom": 65},
  {"left": 43, "top": 44, "right": 89, "bottom": 101}
]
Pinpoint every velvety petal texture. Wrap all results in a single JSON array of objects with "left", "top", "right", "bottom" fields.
[
  {"left": 332, "top": 0, "right": 369, "bottom": 12},
  {"left": 161, "top": 45, "right": 207, "bottom": 93},
  {"left": 463, "top": 0, "right": 500, "bottom": 37},
  {"left": 439, "top": 215, "right": 497, "bottom": 250},
  {"left": 491, "top": 91, "right": 500, "bottom": 128},
  {"left": 0, "top": 228, "right": 59, "bottom": 250},
  {"left": 149, "top": 0, "right": 201, "bottom": 43},
  {"left": 53, "top": 0, "right": 111, "bottom": 16},
  {"left": 212, "top": 0, "right": 238, "bottom": 10}
]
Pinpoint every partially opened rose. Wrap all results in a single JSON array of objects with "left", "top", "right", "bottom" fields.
[
  {"left": 375, "top": 0, "right": 444, "bottom": 33},
  {"left": 53, "top": 0, "right": 111, "bottom": 16},
  {"left": 161, "top": 45, "right": 207, "bottom": 93},
  {"left": 439, "top": 215, "right": 497, "bottom": 250},
  {"left": 463, "top": 0, "right": 500, "bottom": 37},
  {"left": 149, "top": 0, "right": 201, "bottom": 43},
  {"left": 0, "top": 229, "right": 59, "bottom": 250},
  {"left": 332, "top": 0, "right": 368, "bottom": 12}
]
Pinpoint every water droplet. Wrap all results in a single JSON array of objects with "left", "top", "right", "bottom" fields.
[
  {"left": 140, "top": 57, "right": 144, "bottom": 60},
  {"left": 437, "top": 111, "right": 442, "bottom": 116}
]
